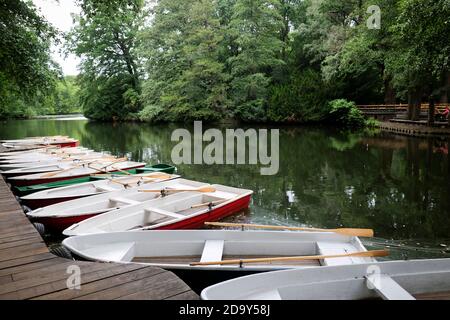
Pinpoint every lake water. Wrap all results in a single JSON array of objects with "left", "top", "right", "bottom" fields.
[{"left": 1, "top": 118, "right": 449, "bottom": 260}]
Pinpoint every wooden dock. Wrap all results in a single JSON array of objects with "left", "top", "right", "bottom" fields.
[
  {"left": 0, "top": 173, "right": 198, "bottom": 300},
  {"left": 377, "top": 120, "right": 450, "bottom": 137}
]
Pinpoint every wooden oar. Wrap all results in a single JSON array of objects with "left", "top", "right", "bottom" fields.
[
  {"left": 138, "top": 186, "right": 216, "bottom": 193},
  {"left": 41, "top": 158, "right": 111, "bottom": 178},
  {"left": 140, "top": 173, "right": 172, "bottom": 182},
  {"left": 191, "top": 199, "right": 228, "bottom": 209},
  {"left": 110, "top": 166, "right": 133, "bottom": 175},
  {"left": 108, "top": 173, "right": 172, "bottom": 186},
  {"left": 204, "top": 222, "right": 374, "bottom": 238},
  {"left": 63, "top": 155, "right": 116, "bottom": 162},
  {"left": 190, "top": 249, "right": 389, "bottom": 266},
  {"left": 41, "top": 162, "right": 87, "bottom": 178},
  {"left": 108, "top": 174, "right": 163, "bottom": 187},
  {"left": 88, "top": 158, "right": 127, "bottom": 173},
  {"left": 98, "top": 158, "right": 128, "bottom": 170}
]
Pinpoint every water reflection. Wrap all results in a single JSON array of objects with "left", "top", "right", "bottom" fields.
[{"left": 1, "top": 120, "right": 449, "bottom": 259}]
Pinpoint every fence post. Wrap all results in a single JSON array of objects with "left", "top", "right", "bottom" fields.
[{"left": 428, "top": 98, "right": 435, "bottom": 125}]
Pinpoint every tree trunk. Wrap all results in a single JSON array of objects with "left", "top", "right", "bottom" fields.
[
  {"left": 428, "top": 96, "right": 435, "bottom": 125},
  {"left": 408, "top": 88, "right": 422, "bottom": 121},
  {"left": 384, "top": 79, "right": 396, "bottom": 104},
  {"left": 439, "top": 71, "right": 450, "bottom": 103}
]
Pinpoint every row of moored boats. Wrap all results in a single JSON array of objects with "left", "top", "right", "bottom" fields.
[{"left": 1, "top": 136, "right": 449, "bottom": 300}]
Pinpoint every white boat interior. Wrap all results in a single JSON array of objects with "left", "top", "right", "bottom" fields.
[
  {"left": 0, "top": 153, "right": 110, "bottom": 172},
  {"left": 0, "top": 147, "right": 89, "bottom": 158},
  {"left": 62, "top": 230, "right": 373, "bottom": 272},
  {"left": 0, "top": 150, "right": 95, "bottom": 164},
  {"left": 200, "top": 259, "right": 450, "bottom": 300},
  {"left": 63, "top": 185, "right": 253, "bottom": 236},
  {"left": 28, "top": 178, "right": 207, "bottom": 219},
  {"left": 21, "top": 172, "right": 180, "bottom": 201},
  {"left": 8, "top": 160, "right": 145, "bottom": 181},
  {"left": 0, "top": 159, "right": 94, "bottom": 171}
]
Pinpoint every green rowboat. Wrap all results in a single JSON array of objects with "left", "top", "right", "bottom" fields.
[{"left": 13, "top": 164, "right": 176, "bottom": 196}]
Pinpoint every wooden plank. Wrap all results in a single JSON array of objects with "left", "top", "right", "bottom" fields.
[
  {"left": 0, "top": 227, "right": 42, "bottom": 240},
  {"left": 0, "top": 263, "right": 140, "bottom": 300},
  {"left": 33, "top": 265, "right": 160, "bottom": 300},
  {"left": 12, "top": 260, "right": 88, "bottom": 281},
  {"left": 0, "top": 233, "right": 41, "bottom": 245},
  {"left": 165, "top": 290, "right": 200, "bottom": 300},
  {"left": 0, "top": 275, "right": 13, "bottom": 285},
  {"left": 76, "top": 270, "right": 177, "bottom": 300},
  {"left": 0, "top": 261, "right": 117, "bottom": 298},
  {"left": 116, "top": 272, "right": 192, "bottom": 300},
  {"left": 0, "top": 257, "right": 66, "bottom": 277},
  {"left": 0, "top": 253, "right": 55, "bottom": 270},
  {"left": 0, "top": 236, "right": 44, "bottom": 250},
  {"left": 415, "top": 291, "right": 450, "bottom": 300},
  {"left": 0, "top": 243, "right": 48, "bottom": 263}
]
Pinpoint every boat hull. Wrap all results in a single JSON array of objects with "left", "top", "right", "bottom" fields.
[
  {"left": 57, "top": 141, "right": 79, "bottom": 148},
  {"left": 35, "top": 194, "right": 251, "bottom": 234},
  {"left": 7, "top": 164, "right": 146, "bottom": 187},
  {"left": 22, "top": 195, "right": 93, "bottom": 210},
  {"left": 13, "top": 170, "right": 135, "bottom": 196},
  {"left": 157, "top": 194, "right": 252, "bottom": 230},
  {"left": 32, "top": 213, "right": 102, "bottom": 233},
  {"left": 9, "top": 165, "right": 173, "bottom": 190}
]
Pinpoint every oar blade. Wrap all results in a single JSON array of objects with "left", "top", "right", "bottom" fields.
[
  {"left": 198, "top": 186, "right": 216, "bottom": 193},
  {"left": 337, "top": 228, "right": 374, "bottom": 238}
]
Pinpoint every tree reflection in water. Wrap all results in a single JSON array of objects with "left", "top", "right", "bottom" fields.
[{"left": 1, "top": 120, "right": 449, "bottom": 259}]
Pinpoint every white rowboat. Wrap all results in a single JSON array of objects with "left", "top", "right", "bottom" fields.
[
  {"left": 0, "top": 153, "right": 112, "bottom": 172},
  {"left": 7, "top": 160, "right": 146, "bottom": 186},
  {"left": 201, "top": 259, "right": 450, "bottom": 300},
  {"left": 62, "top": 230, "right": 374, "bottom": 272},
  {"left": 0, "top": 147, "right": 89, "bottom": 158},
  {"left": 63, "top": 184, "right": 253, "bottom": 236},
  {"left": 27, "top": 178, "right": 208, "bottom": 231},
  {"left": 0, "top": 153, "right": 125, "bottom": 177},
  {"left": 0, "top": 148, "right": 92, "bottom": 162},
  {"left": 21, "top": 172, "right": 180, "bottom": 208}
]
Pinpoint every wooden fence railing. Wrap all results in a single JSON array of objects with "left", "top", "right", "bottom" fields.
[{"left": 357, "top": 104, "right": 449, "bottom": 111}]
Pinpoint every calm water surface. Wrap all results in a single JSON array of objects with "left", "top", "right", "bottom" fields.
[{"left": 1, "top": 118, "right": 449, "bottom": 260}]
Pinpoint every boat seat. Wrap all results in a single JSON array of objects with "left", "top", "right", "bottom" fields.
[
  {"left": 96, "top": 185, "right": 117, "bottom": 192},
  {"left": 200, "top": 240, "right": 224, "bottom": 263},
  {"left": 144, "top": 208, "right": 185, "bottom": 219},
  {"left": 109, "top": 197, "right": 140, "bottom": 205},
  {"left": 83, "top": 242, "right": 136, "bottom": 263},
  {"left": 317, "top": 242, "right": 373, "bottom": 266},
  {"left": 366, "top": 274, "right": 415, "bottom": 300}
]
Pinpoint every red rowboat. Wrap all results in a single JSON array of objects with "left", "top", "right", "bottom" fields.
[{"left": 63, "top": 184, "right": 253, "bottom": 236}]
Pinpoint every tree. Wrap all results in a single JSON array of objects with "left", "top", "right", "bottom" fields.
[
  {"left": 386, "top": 0, "right": 450, "bottom": 120},
  {"left": 228, "top": 0, "right": 285, "bottom": 121},
  {"left": 140, "top": 0, "right": 228, "bottom": 122},
  {"left": 68, "top": 0, "right": 144, "bottom": 120},
  {"left": 53, "top": 76, "right": 82, "bottom": 114},
  {"left": 0, "top": 0, "right": 59, "bottom": 118}
]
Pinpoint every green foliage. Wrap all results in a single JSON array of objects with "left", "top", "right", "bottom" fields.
[
  {"left": 365, "top": 117, "right": 380, "bottom": 128},
  {"left": 140, "top": 0, "right": 229, "bottom": 122},
  {"left": 228, "top": 0, "right": 285, "bottom": 121},
  {"left": 386, "top": 0, "right": 450, "bottom": 94},
  {"left": 0, "top": 0, "right": 59, "bottom": 118},
  {"left": 328, "top": 99, "right": 366, "bottom": 127},
  {"left": 4, "top": 0, "right": 449, "bottom": 126},
  {"left": 80, "top": 74, "right": 138, "bottom": 121},
  {"left": 267, "top": 69, "right": 330, "bottom": 122},
  {"left": 52, "top": 76, "right": 82, "bottom": 114},
  {"left": 68, "top": 0, "right": 144, "bottom": 120}
]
